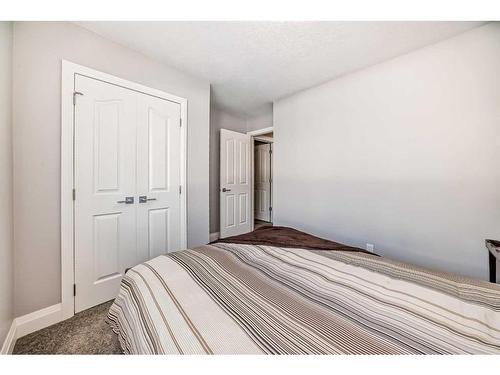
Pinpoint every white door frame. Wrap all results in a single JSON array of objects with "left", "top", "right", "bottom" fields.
[
  {"left": 247, "top": 126, "right": 274, "bottom": 231},
  {"left": 61, "top": 60, "right": 188, "bottom": 320}
]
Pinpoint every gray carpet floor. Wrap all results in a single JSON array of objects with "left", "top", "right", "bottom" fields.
[{"left": 13, "top": 301, "right": 122, "bottom": 354}]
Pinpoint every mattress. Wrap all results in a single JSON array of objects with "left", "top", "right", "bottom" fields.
[{"left": 108, "top": 227, "right": 500, "bottom": 354}]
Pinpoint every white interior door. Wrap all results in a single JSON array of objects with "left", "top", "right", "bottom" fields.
[
  {"left": 254, "top": 143, "right": 272, "bottom": 222},
  {"left": 74, "top": 75, "right": 183, "bottom": 312},
  {"left": 136, "top": 93, "right": 182, "bottom": 262},
  {"left": 220, "top": 129, "right": 251, "bottom": 238}
]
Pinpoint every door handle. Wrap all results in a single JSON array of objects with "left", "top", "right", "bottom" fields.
[
  {"left": 222, "top": 188, "right": 231, "bottom": 192},
  {"left": 117, "top": 196, "right": 134, "bottom": 204},
  {"left": 139, "top": 195, "right": 157, "bottom": 203}
]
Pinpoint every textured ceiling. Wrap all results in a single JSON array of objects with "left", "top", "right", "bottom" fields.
[{"left": 77, "top": 21, "right": 485, "bottom": 118}]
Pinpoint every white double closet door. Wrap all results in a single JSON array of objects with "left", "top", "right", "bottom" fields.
[{"left": 74, "top": 75, "right": 183, "bottom": 312}]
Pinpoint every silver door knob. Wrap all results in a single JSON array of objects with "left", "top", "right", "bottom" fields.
[
  {"left": 222, "top": 188, "right": 231, "bottom": 192},
  {"left": 117, "top": 196, "right": 134, "bottom": 204},
  {"left": 139, "top": 195, "right": 157, "bottom": 203}
]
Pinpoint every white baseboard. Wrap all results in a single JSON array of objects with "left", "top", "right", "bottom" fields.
[
  {"left": 1, "top": 303, "right": 63, "bottom": 354},
  {"left": 0, "top": 320, "right": 17, "bottom": 354},
  {"left": 15, "top": 303, "right": 63, "bottom": 339},
  {"left": 209, "top": 232, "right": 220, "bottom": 242}
]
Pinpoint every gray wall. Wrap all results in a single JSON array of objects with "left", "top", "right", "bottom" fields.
[
  {"left": 12, "top": 22, "right": 210, "bottom": 316},
  {"left": 0, "top": 22, "right": 13, "bottom": 344},
  {"left": 209, "top": 106, "right": 247, "bottom": 233},
  {"left": 273, "top": 23, "right": 500, "bottom": 280},
  {"left": 246, "top": 112, "right": 273, "bottom": 132}
]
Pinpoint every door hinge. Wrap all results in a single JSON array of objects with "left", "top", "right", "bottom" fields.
[
  {"left": 269, "top": 149, "right": 273, "bottom": 155},
  {"left": 72, "top": 189, "right": 76, "bottom": 201},
  {"left": 179, "top": 185, "right": 182, "bottom": 194},
  {"left": 73, "top": 91, "right": 84, "bottom": 106},
  {"left": 73, "top": 284, "right": 76, "bottom": 296},
  {"left": 269, "top": 206, "right": 273, "bottom": 212},
  {"left": 179, "top": 118, "right": 182, "bottom": 127}
]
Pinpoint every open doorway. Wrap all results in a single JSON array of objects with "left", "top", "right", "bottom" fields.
[
  {"left": 250, "top": 129, "right": 273, "bottom": 230},
  {"left": 218, "top": 127, "right": 273, "bottom": 239}
]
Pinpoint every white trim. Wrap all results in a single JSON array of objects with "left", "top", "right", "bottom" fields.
[
  {"left": 1, "top": 320, "right": 16, "bottom": 354},
  {"left": 61, "top": 61, "right": 74, "bottom": 320},
  {"left": 1, "top": 303, "right": 64, "bottom": 354},
  {"left": 15, "top": 304, "right": 63, "bottom": 339},
  {"left": 247, "top": 126, "right": 274, "bottom": 136},
  {"left": 209, "top": 232, "right": 220, "bottom": 242},
  {"left": 253, "top": 136, "right": 273, "bottom": 143},
  {"left": 179, "top": 99, "right": 188, "bottom": 251},
  {"left": 269, "top": 142, "right": 274, "bottom": 223},
  {"left": 250, "top": 141, "right": 255, "bottom": 231},
  {"left": 61, "top": 60, "right": 188, "bottom": 320}
]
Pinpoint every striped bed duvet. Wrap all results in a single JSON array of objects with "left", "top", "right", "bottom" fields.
[{"left": 108, "top": 242, "right": 500, "bottom": 354}]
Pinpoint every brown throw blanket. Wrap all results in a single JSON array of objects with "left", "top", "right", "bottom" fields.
[{"left": 214, "top": 226, "right": 374, "bottom": 255}]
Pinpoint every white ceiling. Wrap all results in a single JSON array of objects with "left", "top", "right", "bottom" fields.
[{"left": 77, "top": 21, "right": 485, "bottom": 118}]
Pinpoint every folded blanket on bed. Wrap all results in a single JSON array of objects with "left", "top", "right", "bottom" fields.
[
  {"left": 214, "top": 226, "right": 373, "bottom": 254},
  {"left": 108, "top": 239, "right": 500, "bottom": 354}
]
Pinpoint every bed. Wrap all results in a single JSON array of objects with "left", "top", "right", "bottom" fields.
[{"left": 108, "top": 226, "right": 500, "bottom": 354}]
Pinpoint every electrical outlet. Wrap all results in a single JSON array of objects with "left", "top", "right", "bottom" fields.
[{"left": 366, "top": 243, "right": 374, "bottom": 253}]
